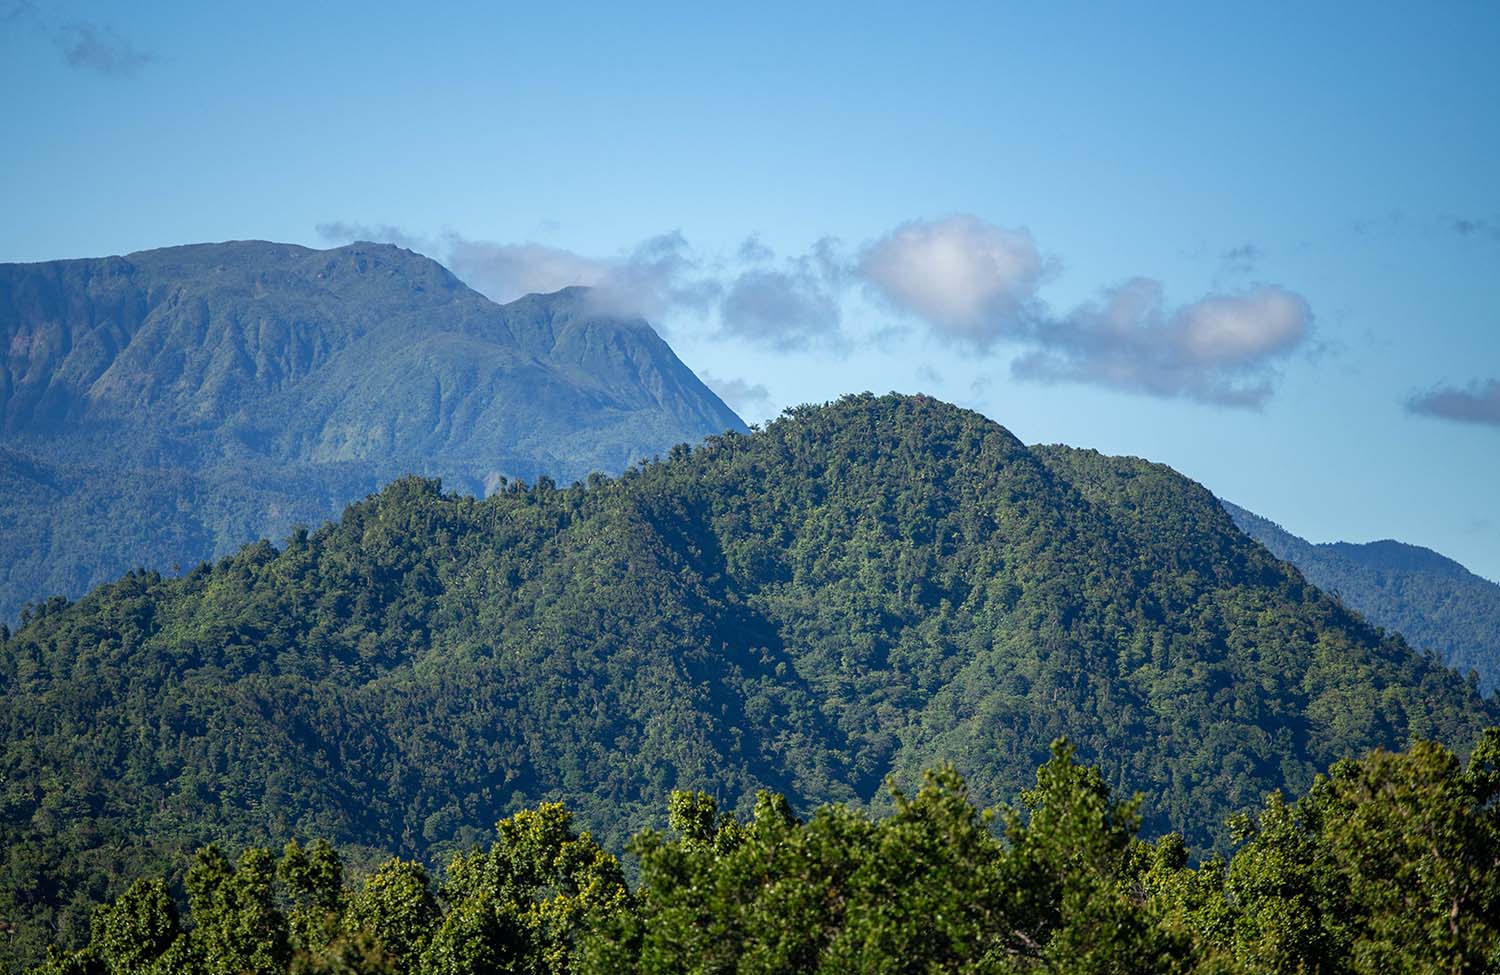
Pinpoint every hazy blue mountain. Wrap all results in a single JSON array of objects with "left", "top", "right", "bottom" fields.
[
  {"left": 1223, "top": 500, "right": 1500, "bottom": 692},
  {"left": 0, "top": 240, "right": 745, "bottom": 620}
]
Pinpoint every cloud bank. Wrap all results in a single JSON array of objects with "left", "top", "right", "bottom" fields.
[
  {"left": 318, "top": 213, "right": 1316, "bottom": 408},
  {"left": 1407, "top": 380, "right": 1500, "bottom": 428}
]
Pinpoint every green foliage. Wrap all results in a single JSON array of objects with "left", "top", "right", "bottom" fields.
[
  {"left": 582, "top": 769, "right": 1020, "bottom": 973},
  {"left": 288, "top": 931, "right": 397, "bottom": 975},
  {"left": 343, "top": 861, "right": 438, "bottom": 973},
  {"left": 27, "top": 812, "right": 629, "bottom": 975},
  {"left": 279, "top": 841, "right": 345, "bottom": 954},
  {"left": 428, "top": 804, "right": 626, "bottom": 975},
  {"left": 89, "top": 880, "right": 181, "bottom": 975},
  {"left": 1, "top": 394, "right": 1491, "bottom": 969},
  {"left": 1151, "top": 731, "right": 1500, "bottom": 974},
  {"left": 998, "top": 742, "right": 1184, "bottom": 973},
  {"left": 186, "top": 847, "right": 289, "bottom": 975}
]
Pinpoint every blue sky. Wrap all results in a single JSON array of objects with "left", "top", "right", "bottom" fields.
[{"left": 3, "top": 0, "right": 1498, "bottom": 579}]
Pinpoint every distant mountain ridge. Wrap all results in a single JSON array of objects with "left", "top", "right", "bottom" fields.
[
  {"left": 1223, "top": 500, "right": 1500, "bottom": 692},
  {"left": 0, "top": 240, "right": 745, "bottom": 620}
]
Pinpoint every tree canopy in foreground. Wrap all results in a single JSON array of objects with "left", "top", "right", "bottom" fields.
[{"left": 31, "top": 735, "right": 1500, "bottom": 975}]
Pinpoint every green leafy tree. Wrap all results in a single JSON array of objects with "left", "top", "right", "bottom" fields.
[
  {"left": 26, "top": 736, "right": 1500, "bottom": 974},
  {"left": 424, "top": 804, "right": 627, "bottom": 975},
  {"left": 89, "top": 880, "right": 183, "bottom": 975},
  {"left": 343, "top": 860, "right": 439, "bottom": 975},
  {"left": 184, "top": 847, "right": 288, "bottom": 975},
  {"left": 995, "top": 741, "right": 1199, "bottom": 974},
  {"left": 279, "top": 841, "right": 345, "bottom": 956},
  {"left": 1220, "top": 733, "right": 1500, "bottom": 973}
]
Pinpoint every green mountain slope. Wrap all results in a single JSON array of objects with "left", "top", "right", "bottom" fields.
[
  {"left": 1223, "top": 500, "right": 1500, "bottom": 693},
  {"left": 0, "top": 241, "right": 745, "bottom": 621},
  {"left": 0, "top": 394, "right": 1490, "bottom": 965}
]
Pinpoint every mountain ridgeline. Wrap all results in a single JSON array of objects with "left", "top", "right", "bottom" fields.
[
  {"left": 1223, "top": 501, "right": 1500, "bottom": 693},
  {"left": 0, "top": 240, "right": 745, "bottom": 621},
  {"left": 1, "top": 393, "right": 1490, "bottom": 965}
]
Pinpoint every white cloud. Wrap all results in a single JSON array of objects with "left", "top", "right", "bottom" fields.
[
  {"left": 856, "top": 215, "right": 1045, "bottom": 348},
  {"left": 1175, "top": 287, "right": 1307, "bottom": 367},
  {"left": 1012, "top": 281, "right": 1312, "bottom": 407},
  {"left": 318, "top": 222, "right": 720, "bottom": 319}
]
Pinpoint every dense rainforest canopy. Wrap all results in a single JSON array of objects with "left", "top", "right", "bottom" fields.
[{"left": 1, "top": 393, "right": 1492, "bottom": 968}]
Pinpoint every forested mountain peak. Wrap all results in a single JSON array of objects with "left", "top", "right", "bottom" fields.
[{"left": 2, "top": 391, "right": 1490, "bottom": 964}]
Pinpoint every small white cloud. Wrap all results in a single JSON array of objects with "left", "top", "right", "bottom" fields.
[
  {"left": 444, "top": 230, "right": 721, "bottom": 320},
  {"left": 1175, "top": 287, "right": 1308, "bottom": 367},
  {"left": 856, "top": 215, "right": 1045, "bottom": 348},
  {"left": 317, "top": 221, "right": 718, "bottom": 318},
  {"left": 1407, "top": 379, "right": 1500, "bottom": 428}
]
